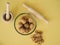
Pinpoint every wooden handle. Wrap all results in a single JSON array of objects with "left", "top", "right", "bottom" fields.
[
  {"left": 6, "top": 2, "right": 10, "bottom": 19},
  {"left": 23, "top": 3, "right": 48, "bottom": 24}
]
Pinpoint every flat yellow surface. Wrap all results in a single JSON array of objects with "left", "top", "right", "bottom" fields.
[{"left": 0, "top": 0, "right": 60, "bottom": 45}]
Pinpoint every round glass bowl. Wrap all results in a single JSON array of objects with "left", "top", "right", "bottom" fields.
[{"left": 14, "top": 13, "right": 37, "bottom": 35}]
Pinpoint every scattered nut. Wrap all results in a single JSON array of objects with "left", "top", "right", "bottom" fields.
[{"left": 31, "top": 30, "right": 44, "bottom": 45}]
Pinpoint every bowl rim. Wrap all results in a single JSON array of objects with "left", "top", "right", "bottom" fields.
[{"left": 14, "top": 13, "right": 37, "bottom": 35}]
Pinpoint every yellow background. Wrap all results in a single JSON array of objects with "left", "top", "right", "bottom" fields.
[{"left": 0, "top": 0, "right": 60, "bottom": 45}]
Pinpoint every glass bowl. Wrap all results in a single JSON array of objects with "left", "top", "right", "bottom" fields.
[{"left": 14, "top": 13, "right": 37, "bottom": 35}]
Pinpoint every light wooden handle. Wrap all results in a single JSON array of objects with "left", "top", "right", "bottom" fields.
[
  {"left": 6, "top": 2, "right": 10, "bottom": 19},
  {"left": 23, "top": 3, "right": 48, "bottom": 24}
]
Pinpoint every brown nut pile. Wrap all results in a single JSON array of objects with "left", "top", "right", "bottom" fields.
[
  {"left": 18, "top": 16, "right": 34, "bottom": 33},
  {"left": 31, "top": 31, "right": 44, "bottom": 45}
]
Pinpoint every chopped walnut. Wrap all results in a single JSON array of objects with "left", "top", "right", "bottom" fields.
[
  {"left": 20, "top": 19, "right": 26, "bottom": 24},
  {"left": 28, "top": 18, "right": 33, "bottom": 23},
  {"left": 18, "top": 15, "right": 34, "bottom": 33},
  {"left": 30, "top": 23, "right": 34, "bottom": 29},
  {"left": 24, "top": 23, "right": 30, "bottom": 29},
  {"left": 31, "top": 30, "right": 44, "bottom": 45}
]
